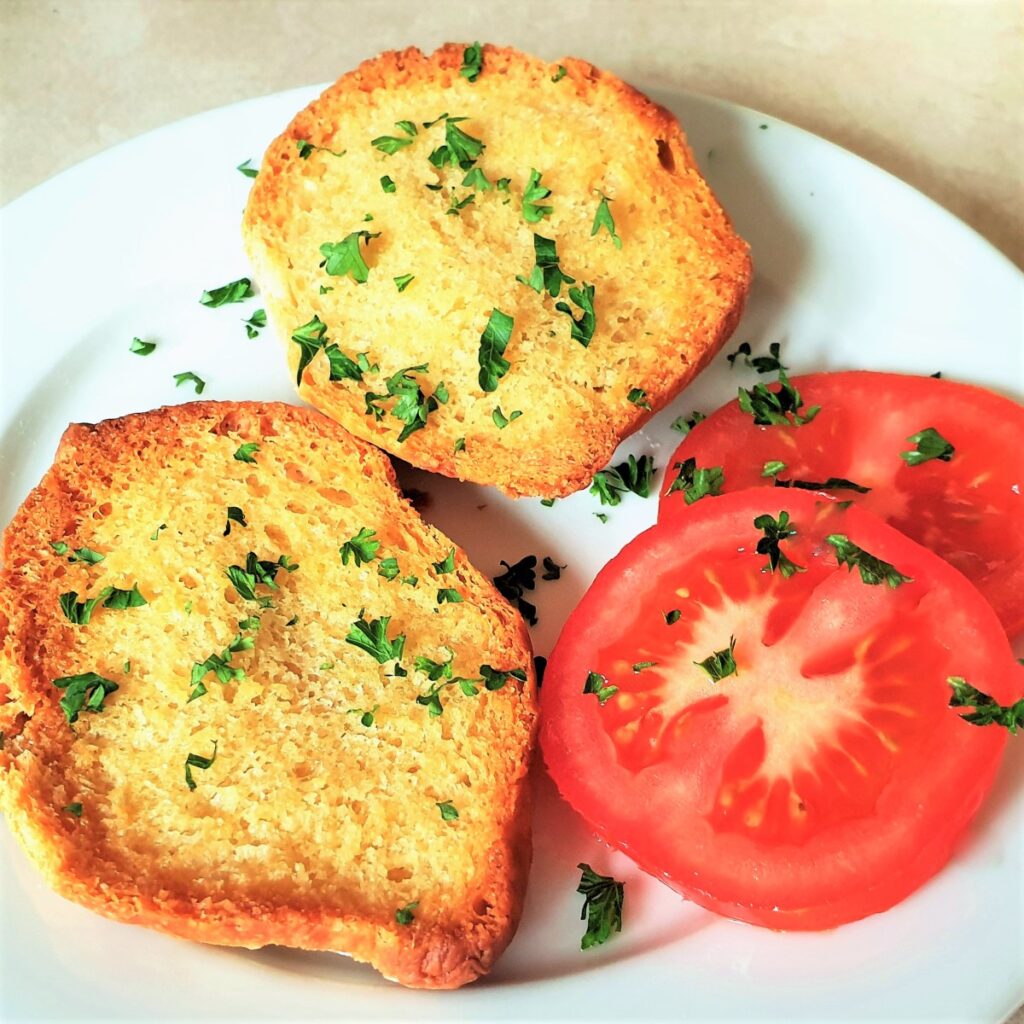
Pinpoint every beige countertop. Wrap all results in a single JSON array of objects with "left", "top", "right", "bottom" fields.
[{"left": 2, "top": 0, "right": 1022, "bottom": 268}]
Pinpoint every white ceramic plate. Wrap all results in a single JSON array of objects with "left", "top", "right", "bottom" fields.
[{"left": 1, "top": 85, "right": 1022, "bottom": 1023}]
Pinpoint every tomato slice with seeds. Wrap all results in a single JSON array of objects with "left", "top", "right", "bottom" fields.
[
  {"left": 657, "top": 372, "right": 1024, "bottom": 636},
  {"left": 541, "top": 489, "right": 1021, "bottom": 930}
]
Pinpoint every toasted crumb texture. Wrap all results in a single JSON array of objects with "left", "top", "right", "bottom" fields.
[
  {"left": 243, "top": 43, "right": 751, "bottom": 497},
  {"left": 0, "top": 401, "right": 536, "bottom": 989}
]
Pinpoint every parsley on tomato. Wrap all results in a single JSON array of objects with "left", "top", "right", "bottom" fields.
[
  {"left": 542, "top": 488, "right": 1021, "bottom": 930},
  {"left": 658, "top": 371, "right": 1024, "bottom": 635}
]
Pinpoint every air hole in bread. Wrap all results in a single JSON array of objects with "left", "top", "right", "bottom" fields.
[
  {"left": 247, "top": 475, "right": 271, "bottom": 498},
  {"left": 284, "top": 463, "right": 315, "bottom": 485},
  {"left": 264, "top": 524, "right": 290, "bottom": 549},
  {"left": 317, "top": 486, "right": 355, "bottom": 507},
  {"left": 387, "top": 866, "right": 414, "bottom": 883},
  {"left": 656, "top": 138, "right": 675, "bottom": 172},
  {"left": 92, "top": 502, "right": 113, "bottom": 520},
  {"left": 473, "top": 898, "right": 493, "bottom": 917}
]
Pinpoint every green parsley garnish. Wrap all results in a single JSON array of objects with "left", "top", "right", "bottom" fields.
[
  {"left": 371, "top": 121, "right": 417, "bottom": 155},
  {"left": 753, "top": 511, "right": 806, "bottom": 577},
  {"left": 577, "top": 864, "right": 624, "bottom": 950},
  {"left": 50, "top": 540, "right": 69, "bottom": 555},
  {"left": 236, "top": 159, "right": 258, "bottom": 178},
  {"left": 394, "top": 273, "right": 415, "bottom": 292},
  {"left": 53, "top": 672, "right": 119, "bottom": 724},
  {"left": 63, "top": 802, "right": 83, "bottom": 817},
  {"left": 189, "top": 633, "right": 252, "bottom": 701},
  {"left": 774, "top": 475, "right": 870, "bottom": 494},
  {"left": 243, "top": 308, "right": 266, "bottom": 339},
  {"left": 583, "top": 671, "right": 618, "bottom": 705},
  {"left": 59, "top": 585, "right": 147, "bottom": 625},
  {"left": 427, "top": 115, "right": 485, "bottom": 170},
  {"left": 627, "top": 388, "right": 651, "bottom": 410},
  {"left": 633, "top": 661, "right": 657, "bottom": 673},
  {"left": 726, "top": 341, "right": 787, "bottom": 374},
  {"left": 225, "top": 552, "right": 298, "bottom": 607},
  {"left": 129, "top": 337, "right": 156, "bottom": 356},
  {"left": 948, "top": 677, "right": 1024, "bottom": 733},
  {"left": 516, "top": 234, "right": 575, "bottom": 298},
  {"left": 461, "top": 166, "right": 490, "bottom": 190},
  {"left": 432, "top": 549, "right": 456, "bottom": 574},
  {"left": 184, "top": 741, "right": 218, "bottom": 791},
  {"left": 590, "top": 454, "right": 655, "bottom": 506},
  {"left": 762, "top": 460, "right": 787, "bottom": 477},
  {"left": 297, "top": 139, "right": 345, "bottom": 159},
  {"left": 340, "top": 527, "right": 381, "bottom": 567},
  {"left": 541, "top": 556, "right": 564, "bottom": 581},
  {"left": 377, "top": 557, "right": 400, "bottom": 581},
  {"left": 380, "top": 175, "right": 397, "bottom": 193},
  {"left": 346, "top": 614, "right": 406, "bottom": 664},
  {"left": 826, "top": 534, "right": 913, "bottom": 588},
  {"left": 460, "top": 41, "right": 483, "bottom": 82},
  {"left": 224, "top": 506, "right": 247, "bottom": 536},
  {"left": 150, "top": 525, "right": 166, "bottom": 541},
  {"left": 446, "top": 191, "right": 475, "bottom": 215},
  {"left": 365, "top": 364, "right": 445, "bottom": 443},
  {"left": 233, "top": 442, "right": 260, "bottom": 463},
  {"left": 694, "top": 636, "right": 738, "bottom": 682},
  {"left": 320, "top": 231, "right": 380, "bottom": 284},
  {"left": 414, "top": 654, "right": 525, "bottom": 715},
  {"left": 670, "top": 411, "right": 705, "bottom": 435},
  {"left": 395, "top": 902, "right": 418, "bottom": 926},
  {"left": 437, "top": 588, "right": 463, "bottom": 604},
  {"left": 522, "top": 168, "right": 553, "bottom": 222},
  {"left": 664, "top": 609, "right": 682, "bottom": 625},
  {"left": 492, "top": 406, "right": 522, "bottom": 429},
  {"left": 348, "top": 705, "right": 379, "bottom": 727},
  {"left": 493, "top": 556, "right": 538, "bottom": 625},
  {"left": 555, "top": 282, "right": 597, "bottom": 347},
  {"left": 290, "top": 314, "right": 376, "bottom": 387},
  {"left": 551, "top": 64, "right": 568, "bottom": 82},
  {"left": 666, "top": 458, "right": 724, "bottom": 504},
  {"left": 173, "top": 371, "right": 206, "bottom": 395},
  {"left": 591, "top": 193, "right": 622, "bottom": 248},
  {"left": 62, "top": 546, "right": 105, "bottom": 564},
  {"left": 901, "top": 427, "right": 955, "bottom": 466},
  {"left": 199, "top": 278, "right": 252, "bottom": 307},
  {"left": 454, "top": 437, "right": 466, "bottom": 454},
  {"left": 437, "top": 800, "right": 459, "bottom": 821},
  {"left": 738, "top": 369, "right": 820, "bottom": 427},
  {"left": 477, "top": 308, "right": 514, "bottom": 392}
]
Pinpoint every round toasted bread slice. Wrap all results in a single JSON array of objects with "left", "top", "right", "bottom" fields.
[
  {"left": 242, "top": 43, "right": 751, "bottom": 498},
  {"left": 0, "top": 401, "right": 536, "bottom": 989}
]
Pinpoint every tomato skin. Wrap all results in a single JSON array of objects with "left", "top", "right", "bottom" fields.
[
  {"left": 541, "top": 488, "right": 1020, "bottom": 930},
  {"left": 657, "top": 372, "right": 1024, "bottom": 636}
]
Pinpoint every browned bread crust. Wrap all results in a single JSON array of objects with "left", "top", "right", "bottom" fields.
[
  {"left": 243, "top": 43, "right": 751, "bottom": 497},
  {"left": 0, "top": 401, "right": 536, "bottom": 988}
]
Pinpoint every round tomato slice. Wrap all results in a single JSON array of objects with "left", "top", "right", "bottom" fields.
[
  {"left": 657, "top": 371, "right": 1024, "bottom": 636},
  {"left": 541, "top": 488, "right": 1021, "bottom": 930}
]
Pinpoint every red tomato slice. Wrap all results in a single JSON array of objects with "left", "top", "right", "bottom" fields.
[
  {"left": 541, "top": 489, "right": 1021, "bottom": 930},
  {"left": 657, "top": 372, "right": 1024, "bottom": 636}
]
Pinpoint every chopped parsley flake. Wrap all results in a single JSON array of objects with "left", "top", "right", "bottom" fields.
[
  {"left": 371, "top": 132, "right": 414, "bottom": 155},
  {"left": 63, "top": 802, "right": 83, "bottom": 817},
  {"left": 436, "top": 588, "right": 463, "bottom": 604},
  {"left": 437, "top": 800, "right": 459, "bottom": 821},
  {"left": 129, "top": 337, "right": 156, "bottom": 356},
  {"left": 297, "top": 139, "right": 345, "bottom": 159},
  {"left": 380, "top": 175, "right": 397, "bottom": 193},
  {"left": 493, "top": 555, "right": 539, "bottom": 625},
  {"left": 233, "top": 442, "right": 260, "bottom": 463},
  {"left": 62, "top": 546, "right": 105, "bottom": 564},
  {"left": 670, "top": 411, "right": 706, "bottom": 435},
  {"left": 590, "top": 454, "right": 656, "bottom": 506},
  {"left": 492, "top": 406, "right": 522, "bottom": 429},
  {"left": 664, "top": 609, "right": 682, "bottom": 625},
  {"left": 555, "top": 282, "right": 597, "bottom": 347},
  {"left": 460, "top": 41, "right": 483, "bottom": 82},
  {"left": 583, "top": 671, "right": 618, "bottom": 705},
  {"left": 394, "top": 273, "right": 415, "bottom": 292},
  {"left": 395, "top": 902, "right": 418, "bottom": 926},
  {"left": 627, "top": 387, "right": 651, "bottom": 410},
  {"left": 446, "top": 191, "right": 475, "bottom": 215},
  {"left": 454, "top": 437, "right": 466, "bottom": 454},
  {"left": 577, "top": 863, "right": 624, "bottom": 950},
  {"left": 346, "top": 613, "right": 406, "bottom": 664},
  {"left": 188, "top": 633, "right": 252, "bottom": 701},
  {"left": 901, "top": 427, "right": 955, "bottom": 466},
  {"left": 551, "top": 64, "right": 568, "bottom": 82},
  {"left": 427, "top": 115, "right": 485, "bottom": 170},
  {"left": 173, "top": 371, "right": 206, "bottom": 395},
  {"left": 694, "top": 636, "right": 738, "bottom": 681},
  {"left": 340, "top": 527, "right": 381, "bottom": 566},
  {"left": 738, "top": 370, "right": 820, "bottom": 427},
  {"left": 517, "top": 234, "right": 575, "bottom": 298},
  {"left": 433, "top": 548, "right": 456, "bottom": 574},
  {"left": 774, "top": 475, "right": 871, "bottom": 494},
  {"left": 348, "top": 705, "right": 379, "bottom": 727},
  {"left": 290, "top": 314, "right": 376, "bottom": 387},
  {"left": 225, "top": 552, "right": 298, "bottom": 607},
  {"left": 726, "top": 341, "right": 787, "bottom": 374},
  {"left": 666, "top": 458, "right": 724, "bottom": 504},
  {"left": 522, "top": 168, "right": 553, "bottom": 223},
  {"left": 754, "top": 511, "right": 806, "bottom": 577},
  {"left": 541, "top": 556, "right": 564, "bottom": 581},
  {"left": 53, "top": 672, "right": 119, "bottom": 724},
  {"left": 948, "top": 677, "right": 1024, "bottom": 732},
  {"left": 826, "top": 534, "right": 913, "bottom": 588},
  {"left": 320, "top": 231, "right": 380, "bottom": 284},
  {"left": 365, "top": 363, "right": 444, "bottom": 442},
  {"left": 243, "top": 308, "right": 266, "bottom": 339},
  {"left": 477, "top": 308, "right": 514, "bottom": 392},
  {"left": 633, "top": 660, "right": 657, "bottom": 673},
  {"left": 199, "top": 278, "right": 253, "bottom": 307},
  {"left": 58, "top": 584, "right": 147, "bottom": 623},
  {"left": 184, "top": 741, "right": 218, "bottom": 791},
  {"left": 224, "top": 506, "right": 247, "bottom": 536},
  {"left": 461, "top": 166, "right": 490, "bottom": 191},
  {"left": 591, "top": 193, "right": 622, "bottom": 248},
  {"left": 236, "top": 159, "right": 258, "bottom": 178}
]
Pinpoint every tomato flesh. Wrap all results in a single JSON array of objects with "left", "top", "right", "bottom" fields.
[
  {"left": 542, "top": 489, "right": 1020, "bottom": 929},
  {"left": 657, "top": 371, "right": 1024, "bottom": 635}
]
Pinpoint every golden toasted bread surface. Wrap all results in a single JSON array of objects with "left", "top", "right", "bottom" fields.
[
  {"left": 243, "top": 43, "right": 751, "bottom": 497},
  {"left": 0, "top": 401, "right": 536, "bottom": 989}
]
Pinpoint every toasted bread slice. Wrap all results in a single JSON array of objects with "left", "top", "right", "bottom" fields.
[
  {"left": 242, "top": 43, "right": 751, "bottom": 498},
  {"left": 0, "top": 401, "right": 536, "bottom": 989}
]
